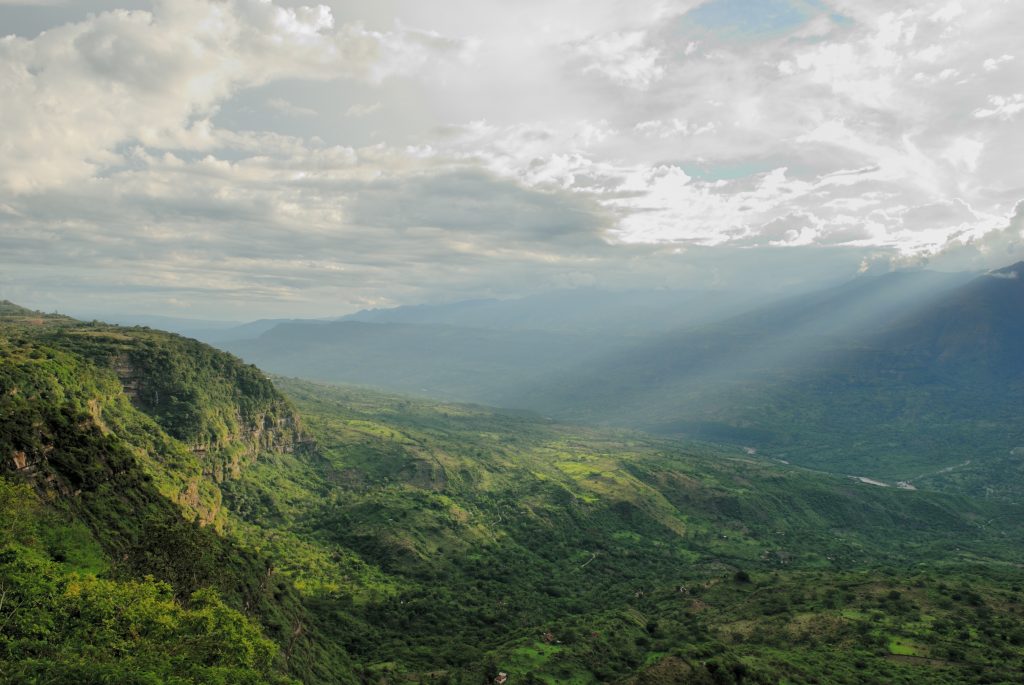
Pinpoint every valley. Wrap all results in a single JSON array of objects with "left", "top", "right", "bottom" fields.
[
  {"left": 3, "top": 301, "right": 1024, "bottom": 683},
  {"left": 219, "top": 265, "right": 1024, "bottom": 503}
]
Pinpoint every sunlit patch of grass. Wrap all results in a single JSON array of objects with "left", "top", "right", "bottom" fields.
[
  {"left": 888, "top": 636, "right": 928, "bottom": 657},
  {"left": 506, "top": 642, "right": 563, "bottom": 671}
]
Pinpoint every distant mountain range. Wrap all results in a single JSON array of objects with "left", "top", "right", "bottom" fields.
[
  {"left": 77, "top": 287, "right": 771, "bottom": 344},
  {"left": 225, "top": 320, "right": 632, "bottom": 402},
  {"left": 211, "top": 264, "right": 1024, "bottom": 497},
  {"left": 338, "top": 287, "right": 773, "bottom": 336},
  {"left": 205, "top": 287, "right": 791, "bottom": 401},
  {"left": 66, "top": 313, "right": 330, "bottom": 345},
  {"left": 515, "top": 263, "right": 1024, "bottom": 493}
]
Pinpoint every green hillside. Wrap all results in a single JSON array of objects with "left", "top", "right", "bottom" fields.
[
  {"left": 0, "top": 478, "right": 292, "bottom": 684},
  {"left": 0, "top": 305, "right": 357, "bottom": 683},
  {"left": 228, "top": 377, "right": 1024, "bottom": 683},
  {"left": 2, "top": 303, "right": 1024, "bottom": 683}
]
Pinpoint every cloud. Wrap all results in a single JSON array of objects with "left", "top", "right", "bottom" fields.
[
  {"left": 913, "top": 202, "right": 1024, "bottom": 272},
  {"left": 634, "top": 118, "right": 716, "bottom": 138},
  {"left": 941, "top": 136, "right": 983, "bottom": 172},
  {"left": 573, "top": 31, "right": 665, "bottom": 89},
  {"left": 986, "top": 270, "right": 1019, "bottom": 280},
  {"left": 267, "top": 97, "right": 318, "bottom": 117},
  {"left": 345, "top": 102, "right": 382, "bottom": 117},
  {"left": 983, "top": 54, "right": 1014, "bottom": 72},
  {"left": 2, "top": 0, "right": 1024, "bottom": 318},
  {"left": 929, "top": 1, "right": 964, "bottom": 23},
  {"left": 0, "top": 125, "right": 891, "bottom": 318},
  {"left": 0, "top": 0, "right": 469, "bottom": 194},
  {"left": 974, "top": 94, "right": 1024, "bottom": 121},
  {"left": 348, "top": 168, "right": 610, "bottom": 247}
]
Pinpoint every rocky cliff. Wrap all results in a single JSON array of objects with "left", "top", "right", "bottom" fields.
[{"left": 1, "top": 306, "right": 308, "bottom": 522}]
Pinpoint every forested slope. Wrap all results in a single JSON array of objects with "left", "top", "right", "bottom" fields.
[
  {"left": 0, "top": 302, "right": 357, "bottom": 683},
  {"left": 233, "top": 378, "right": 1024, "bottom": 683},
  {"left": 3, "top": 302, "right": 1024, "bottom": 684}
]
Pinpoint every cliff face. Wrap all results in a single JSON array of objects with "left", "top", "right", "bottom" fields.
[
  {"left": 108, "top": 347, "right": 304, "bottom": 484},
  {"left": 1, "top": 310, "right": 307, "bottom": 522},
  {"left": 0, "top": 339, "right": 210, "bottom": 526},
  {"left": 1, "top": 340, "right": 128, "bottom": 492},
  {"left": 57, "top": 326, "right": 307, "bottom": 479},
  {"left": 109, "top": 348, "right": 302, "bottom": 451}
]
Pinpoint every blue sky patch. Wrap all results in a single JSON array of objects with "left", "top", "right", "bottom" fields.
[
  {"left": 686, "top": 0, "right": 823, "bottom": 37},
  {"left": 682, "top": 159, "right": 779, "bottom": 182}
]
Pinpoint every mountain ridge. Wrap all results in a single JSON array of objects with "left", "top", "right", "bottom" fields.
[
  {"left": 510, "top": 264, "right": 1024, "bottom": 495},
  {"left": 0, "top": 306, "right": 359, "bottom": 682}
]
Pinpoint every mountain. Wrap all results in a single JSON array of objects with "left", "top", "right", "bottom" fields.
[
  {"left": 879, "top": 261, "right": 1024, "bottom": 373},
  {"left": 223, "top": 272, "right": 971, "bottom": 409},
  {"left": 222, "top": 320, "right": 633, "bottom": 402},
  {"left": 340, "top": 288, "right": 773, "bottom": 336},
  {"left": 505, "top": 268, "right": 978, "bottom": 419},
  {"left": 204, "top": 317, "right": 325, "bottom": 343},
  {"left": 4, "top": 301, "right": 1024, "bottom": 683},
  {"left": 0, "top": 303, "right": 356, "bottom": 683},
  {"left": 213, "top": 288, "right": 785, "bottom": 400},
  {"left": 91, "top": 287, "right": 767, "bottom": 347},
  {"left": 220, "top": 268, "right": 1017, "bottom": 493},
  {"left": 67, "top": 313, "right": 324, "bottom": 345},
  {"left": 509, "top": 265, "right": 1024, "bottom": 495}
]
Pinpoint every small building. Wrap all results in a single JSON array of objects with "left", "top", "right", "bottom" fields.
[{"left": 495, "top": 672, "right": 509, "bottom": 685}]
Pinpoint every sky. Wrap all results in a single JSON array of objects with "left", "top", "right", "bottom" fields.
[{"left": 0, "top": 0, "right": 1022, "bottom": 319}]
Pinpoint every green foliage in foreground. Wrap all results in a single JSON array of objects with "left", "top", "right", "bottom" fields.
[{"left": 0, "top": 479, "right": 294, "bottom": 684}]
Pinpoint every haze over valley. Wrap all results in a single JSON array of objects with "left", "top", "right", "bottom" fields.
[{"left": 3, "top": 1, "right": 1024, "bottom": 683}]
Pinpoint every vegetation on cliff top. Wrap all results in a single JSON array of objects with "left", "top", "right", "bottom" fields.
[{"left": 0, "top": 305, "right": 356, "bottom": 683}]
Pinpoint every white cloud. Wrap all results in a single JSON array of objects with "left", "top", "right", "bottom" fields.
[
  {"left": 634, "top": 118, "right": 715, "bottom": 138},
  {"left": 345, "top": 102, "right": 382, "bottom": 117},
  {"left": 919, "top": 202, "right": 1024, "bottom": 272},
  {"left": 0, "top": 0, "right": 468, "bottom": 194},
  {"left": 986, "top": 269, "right": 1019, "bottom": 280},
  {"left": 784, "top": 11, "right": 915, "bottom": 109},
  {"left": 929, "top": 1, "right": 964, "bottom": 23},
  {"left": 974, "top": 94, "right": 1024, "bottom": 121},
  {"left": 941, "top": 136, "right": 983, "bottom": 172},
  {"left": 574, "top": 31, "right": 664, "bottom": 89},
  {"left": 267, "top": 97, "right": 318, "bottom": 117},
  {"left": 983, "top": 54, "right": 1014, "bottom": 71}
]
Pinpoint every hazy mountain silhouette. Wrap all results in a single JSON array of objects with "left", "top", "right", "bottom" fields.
[
  {"left": 220, "top": 264, "right": 1024, "bottom": 490},
  {"left": 512, "top": 265, "right": 1023, "bottom": 489},
  {"left": 224, "top": 320, "right": 632, "bottom": 402},
  {"left": 340, "top": 288, "right": 775, "bottom": 336}
]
